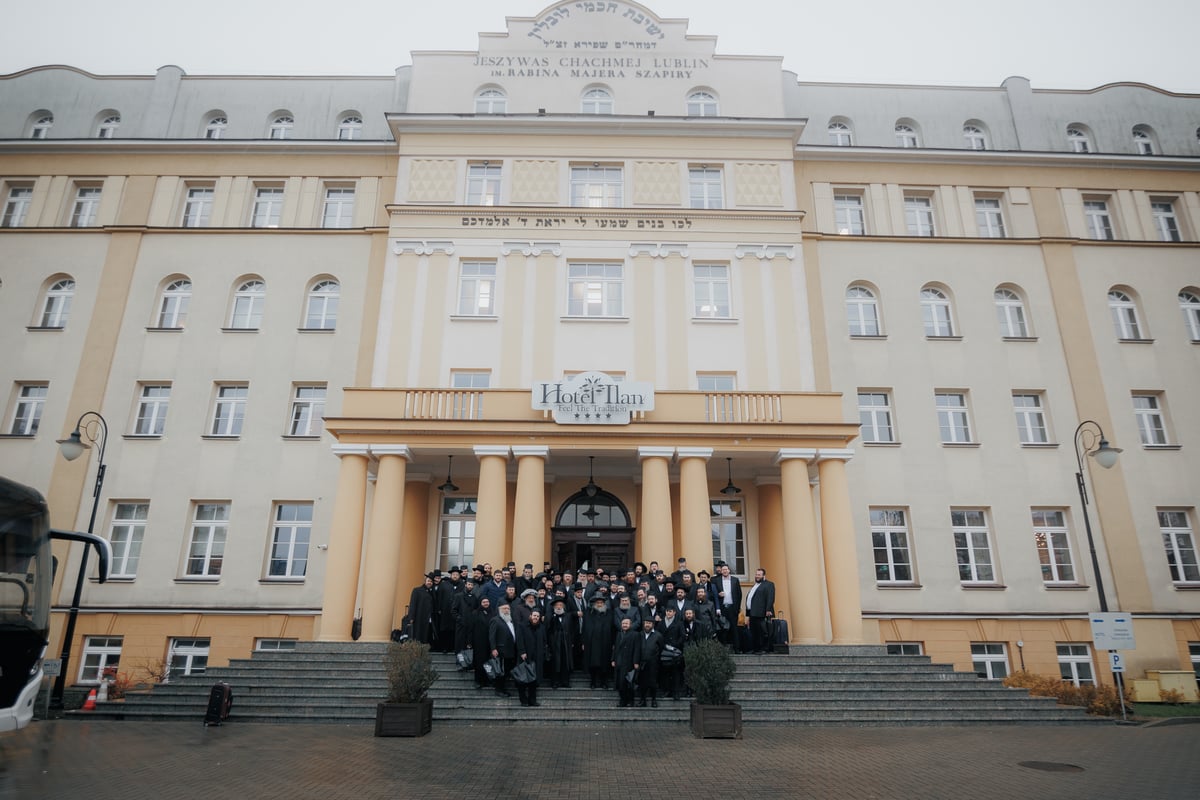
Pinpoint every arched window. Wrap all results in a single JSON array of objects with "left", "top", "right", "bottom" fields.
[
  {"left": 474, "top": 89, "right": 507, "bottom": 114},
  {"left": 337, "top": 114, "right": 363, "bottom": 140},
  {"left": 1067, "top": 125, "right": 1091, "bottom": 153},
  {"left": 204, "top": 114, "right": 228, "bottom": 139},
  {"left": 268, "top": 114, "right": 294, "bottom": 140},
  {"left": 1107, "top": 289, "right": 1143, "bottom": 340},
  {"left": 39, "top": 278, "right": 75, "bottom": 328},
  {"left": 994, "top": 288, "right": 1029, "bottom": 338},
  {"left": 29, "top": 112, "right": 53, "bottom": 139},
  {"left": 555, "top": 488, "right": 630, "bottom": 528},
  {"left": 827, "top": 119, "right": 853, "bottom": 146},
  {"left": 895, "top": 121, "right": 920, "bottom": 148},
  {"left": 686, "top": 90, "right": 718, "bottom": 116},
  {"left": 920, "top": 286, "right": 955, "bottom": 337},
  {"left": 581, "top": 87, "right": 613, "bottom": 115},
  {"left": 963, "top": 123, "right": 988, "bottom": 150},
  {"left": 157, "top": 278, "right": 192, "bottom": 328},
  {"left": 229, "top": 279, "right": 266, "bottom": 329},
  {"left": 96, "top": 113, "right": 121, "bottom": 139},
  {"left": 846, "top": 285, "right": 881, "bottom": 336},
  {"left": 1132, "top": 125, "right": 1157, "bottom": 155},
  {"left": 304, "top": 279, "right": 340, "bottom": 330},
  {"left": 1180, "top": 289, "right": 1200, "bottom": 342}
]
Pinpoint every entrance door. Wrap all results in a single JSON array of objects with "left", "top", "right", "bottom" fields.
[{"left": 551, "top": 532, "right": 633, "bottom": 574}]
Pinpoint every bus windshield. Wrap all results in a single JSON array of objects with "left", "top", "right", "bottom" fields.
[{"left": 0, "top": 478, "right": 51, "bottom": 634}]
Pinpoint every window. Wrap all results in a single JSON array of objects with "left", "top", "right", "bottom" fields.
[
  {"left": 1083, "top": 199, "right": 1115, "bottom": 240},
  {"left": 871, "top": 508, "right": 913, "bottom": 583},
  {"left": 834, "top": 193, "right": 865, "bottom": 235},
  {"left": 937, "top": 393, "right": 972, "bottom": 443},
  {"left": 474, "top": 89, "right": 507, "bottom": 114},
  {"left": 827, "top": 120, "right": 853, "bottom": 146},
  {"left": 1057, "top": 644, "right": 1095, "bottom": 686},
  {"left": 963, "top": 124, "right": 988, "bottom": 150},
  {"left": 2, "top": 184, "right": 33, "bottom": 227},
  {"left": 1180, "top": 290, "right": 1200, "bottom": 341},
  {"left": 133, "top": 384, "right": 171, "bottom": 436},
  {"left": 321, "top": 186, "right": 355, "bottom": 228},
  {"left": 686, "top": 91, "right": 718, "bottom": 116},
  {"left": 710, "top": 498, "right": 746, "bottom": 576},
  {"left": 268, "top": 502, "right": 311, "bottom": 578},
  {"left": 1108, "top": 290, "right": 1143, "bottom": 340},
  {"left": 304, "top": 280, "right": 339, "bottom": 329},
  {"left": 288, "top": 385, "right": 326, "bottom": 436},
  {"left": 156, "top": 279, "right": 191, "bottom": 328},
  {"left": 70, "top": 186, "right": 101, "bottom": 227},
  {"left": 994, "top": 288, "right": 1029, "bottom": 337},
  {"left": 975, "top": 197, "right": 1007, "bottom": 238},
  {"left": 581, "top": 87, "right": 613, "bottom": 114},
  {"left": 894, "top": 123, "right": 919, "bottom": 148},
  {"left": 96, "top": 114, "right": 120, "bottom": 138},
  {"left": 250, "top": 186, "right": 283, "bottom": 228},
  {"left": 1067, "top": 126, "right": 1091, "bottom": 153},
  {"left": 167, "top": 637, "right": 210, "bottom": 679},
  {"left": 255, "top": 639, "right": 298, "bottom": 652},
  {"left": 9, "top": 384, "right": 48, "bottom": 435},
  {"left": 229, "top": 279, "right": 266, "bottom": 329},
  {"left": 570, "top": 166, "right": 622, "bottom": 207},
  {"left": 337, "top": 114, "right": 363, "bottom": 140},
  {"left": 79, "top": 636, "right": 122, "bottom": 684},
  {"left": 182, "top": 186, "right": 213, "bottom": 227},
  {"left": 1013, "top": 393, "right": 1049, "bottom": 444},
  {"left": 689, "top": 167, "right": 723, "bottom": 209},
  {"left": 846, "top": 285, "right": 881, "bottom": 336},
  {"left": 1161, "top": 510, "right": 1199, "bottom": 584},
  {"left": 904, "top": 194, "right": 935, "bottom": 236},
  {"left": 450, "top": 372, "right": 489, "bottom": 419},
  {"left": 438, "top": 497, "right": 477, "bottom": 572},
  {"left": 954, "top": 510, "right": 995, "bottom": 583},
  {"left": 693, "top": 264, "right": 730, "bottom": 318},
  {"left": 109, "top": 502, "right": 148, "bottom": 578},
  {"left": 204, "top": 115, "right": 227, "bottom": 139},
  {"left": 886, "top": 642, "right": 924, "bottom": 656},
  {"left": 971, "top": 643, "right": 1009, "bottom": 679},
  {"left": 1132, "top": 126, "right": 1156, "bottom": 155},
  {"left": 451, "top": 370, "right": 490, "bottom": 389},
  {"left": 1133, "top": 393, "right": 1168, "bottom": 445},
  {"left": 920, "top": 287, "right": 955, "bottom": 337},
  {"left": 457, "top": 261, "right": 496, "bottom": 316},
  {"left": 39, "top": 278, "right": 75, "bottom": 328},
  {"left": 29, "top": 113, "right": 53, "bottom": 139},
  {"left": 209, "top": 384, "right": 247, "bottom": 437},
  {"left": 465, "top": 163, "right": 502, "bottom": 206},
  {"left": 858, "top": 391, "right": 895, "bottom": 443},
  {"left": 567, "top": 263, "right": 623, "bottom": 317},
  {"left": 1151, "top": 199, "right": 1182, "bottom": 242},
  {"left": 1033, "top": 510, "right": 1075, "bottom": 584},
  {"left": 698, "top": 373, "right": 736, "bottom": 422},
  {"left": 186, "top": 504, "right": 228, "bottom": 577},
  {"left": 268, "top": 114, "right": 294, "bottom": 139}
]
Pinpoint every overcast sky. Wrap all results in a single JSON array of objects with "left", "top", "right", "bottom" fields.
[{"left": 3, "top": 0, "right": 1196, "bottom": 92}]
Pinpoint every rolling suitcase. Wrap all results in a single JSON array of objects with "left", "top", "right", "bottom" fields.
[
  {"left": 203, "top": 681, "right": 233, "bottom": 726},
  {"left": 769, "top": 617, "right": 790, "bottom": 654}
]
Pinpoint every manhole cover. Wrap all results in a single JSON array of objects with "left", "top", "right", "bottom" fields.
[{"left": 1018, "top": 761, "right": 1085, "bottom": 773}]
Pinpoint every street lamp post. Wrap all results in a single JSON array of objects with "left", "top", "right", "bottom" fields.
[
  {"left": 52, "top": 411, "right": 109, "bottom": 705},
  {"left": 1073, "top": 420, "right": 1122, "bottom": 614}
]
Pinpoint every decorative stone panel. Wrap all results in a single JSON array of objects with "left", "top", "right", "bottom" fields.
[
  {"left": 408, "top": 160, "right": 456, "bottom": 203},
  {"left": 633, "top": 161, "right": 680, "bottom": 205},
  {"left": 511, "top": 160, "right": 559, "bottom": 204},
  {"left": 734, "top": 163, "right": 783, "bottom": 207}
]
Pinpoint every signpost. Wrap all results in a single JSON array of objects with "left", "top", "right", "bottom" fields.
[
  {"left": 42, "top": 659, "right": 62, "bottom": 719},
  {"left": 1089, "top": 613, "right": 1133, "bottom": 722}
]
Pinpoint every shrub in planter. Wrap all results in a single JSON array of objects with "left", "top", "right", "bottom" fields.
[
  {"left": 376, "top": 640, "right": 439, "bottom": 737},
  {"left": 684, "top": 638, "right": 741, "bottom": 738}
]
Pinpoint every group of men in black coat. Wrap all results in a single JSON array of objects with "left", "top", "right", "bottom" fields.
[{"left": 404, "top": 558, "right": 777, "bottom": 707}]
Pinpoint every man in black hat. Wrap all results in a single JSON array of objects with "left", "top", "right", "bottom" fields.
[
  {"left": 515, "top": 608, "right": 546, "bottom": 707},
  {"left": 407, "top": 573, "right": 436, "bottom": 644},
  {"left": 546, "top": 596, "right": 574, "bottom": 688},
  {"left": 514, "top": 563, "right": 538, "bottom": 595},
  {"left": 488, "top": 602, "right": 518, "bottom": 698},
  {"left": 452, "top": 574, "right": 478, "bottom": 656},
  {"left": 657, "top": 605, "right": 685, "bottom": 699},
  {"left": 713, "top": 561, "right": 742, "bottom": 650},
  {"left": 435, "top": 565, "right": 463, "bottom": 652},
  {"left": 611, "top": 616, "right": 639, "bottom": 708},
  {"left": 636, "top": 616, "right": 664, "bottom": 707},
  {"left": 582, "top": 594, "right": 614, "bottom": 689},
  {"left": 670, "top": 556, "right": 693, "bottom": 587},
  {"left": 745, "top": 567, "right": 776, "bottom": 654}
]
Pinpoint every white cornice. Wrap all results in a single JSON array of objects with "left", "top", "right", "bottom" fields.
[
  {"left": 794, "top": 144, "right": 1200, "bottom": 171},
  {"left": 0, "top": 139, "right": 397, "bottom": 155},
  {"left": 386, "top": 113, "right": 808, "bottom": 143}
]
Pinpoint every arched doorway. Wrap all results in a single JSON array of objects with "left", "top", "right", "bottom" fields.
[{"left": 551, "top": 488, "right": 634, "bottom": 575}]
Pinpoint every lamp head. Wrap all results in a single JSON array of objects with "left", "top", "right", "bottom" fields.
[
  {"left": 57, "top": 430, "right": 88, "bottom": 461},
  {"left": 1091, "top": 438, "right": 1122, "bottom": 469}
]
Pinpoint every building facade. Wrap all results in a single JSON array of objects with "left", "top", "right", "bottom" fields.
[{"left": 1, "top": 1, "right": 1198, "bottom": 689}]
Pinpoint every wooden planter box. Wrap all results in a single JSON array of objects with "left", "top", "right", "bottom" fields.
[
  {"left": 374, "top": 700, "right": 433, "bottom": 737},
  {"left": 690, "top": 702, "right": 743, "bottom": 739}
]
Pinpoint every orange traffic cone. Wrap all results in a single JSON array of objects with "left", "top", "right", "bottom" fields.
[{"left": 82, "top": 688, "right": 97, "bottom": 711}]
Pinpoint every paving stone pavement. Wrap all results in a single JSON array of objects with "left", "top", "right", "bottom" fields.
[{"left": 1, "top": 719, "right": 1197, "bottom": 800}]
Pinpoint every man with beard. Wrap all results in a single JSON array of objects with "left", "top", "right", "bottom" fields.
[
  {"left": 582, "top": 595, "right": 615, "bottom": 689},
  {"left": 657, "top": 605, "right": 685, "bottom": 699},
  {"left": 452, "top": 574, "right": 479, "bottom": 657},
  {"left": 488, "top": 601, "right": 518, "bottom": 698},
  {"left": 611, "top": 616, "right": 639, "bottom": 708},
  {"left": 515, "top": 609, "right": 546, "bottom": 707},
  {"left": 713, "top": 561, "right": 742, "bottom": 650},
  {"left": 636, "top": 616, "right": 665, "bottom": 707},
  {"left": 745, "top": 567, "right": 776, "bottom": 654},
  {"left": 512, "top": 588, "right": 538, "bottom": 626},
  {"left": 612, "top": 594, "right": 640, "bottom": 635},
  {"left": 435, "top": 565, "right": 463, "bottom": 652},
  {"left": 692, "top": 585, "right": 719, "bottom": 635},
  {"left": 513, "top": 563, "right": 538, "bottom": 594},
  {"left": 407, "top": 573, "right": 436, "bottom": 644},
  {"left": 481, "top": 569, "right": 507, "bottom": 610},
  {"left": 470, "top": 596, "right": 493, "bottom": 688},
  {"left": 545, "top": 596, "right": 574, "bottom": 688}
]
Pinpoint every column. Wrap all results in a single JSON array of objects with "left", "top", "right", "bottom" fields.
[
  {"left": 755, "top": 479, "right": 791, "bottom": 638},
  {"left": 360, "top": 445, "right": 410, "bottom": 642},
  {"left": 676, "top": 447, "right": 713, "bottom": 567},
  {"left": 818, "top": 450, "right": 864, "bottom": 644},
  {"left": 318, "top": 445, "right": 370, "bottom": 642},
  {"left": 511, "top": 446, "right": 549, "bottom": 568},
  {"left": 777, "top": 449, "right": 823, "bottom": 644},
  {"left": 638, "top": 447, "right": 675, "bottom": 566},
  {"left": 395, "top": 477, "right": 432, "bottom": 625},
  {"left": 474, "top": 446, "right": 511, "bottom": 567}
]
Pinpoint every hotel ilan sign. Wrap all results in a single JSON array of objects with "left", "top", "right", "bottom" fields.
[{"left": 533, "top": 371, "right": 654, "bottom": 424}]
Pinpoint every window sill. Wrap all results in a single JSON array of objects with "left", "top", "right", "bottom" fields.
[
  {"left": 90, "top": 576, "right": 135, "bottom": 583},
  {"left": 145, "top": 326, "right": 183, "bottom": 333},
  {"left": 297, "top": 327, "right": 336, "bottom": 333},
  {"left": 282, "top": 434, "right": 322, "bottom": 441},
  {"left": 1172, "top": 584, "right": 1200, "bottom": 590},
  {"left": 849, "top": 334, "right": 887, "bottom": 340},
  {"left": 1020, "top": 442, "right": 1059, "bottom": 449},
  {"left": 942, "top": 442, "right": 981, "bottom": 448},
  {"left": 925, "top": 335, "right": 963, "bottom": 342},
  {"left": 200, "top": 435, "right": 241, "bottom": 441},
  {"left": 26, "top": 325, "right": 65, "bottom": 332},
  {"left": 960, "top": 583, "right": 1007, "bottom": 590},
  {"left": 876, "top": 583, "right": 922, "bottom": 589},
  {"left": 449, "top": 315, "right": 498, "bottom": 323},
  {"left": 0, "top": 433, "right": 36, "bottom": 439},
  {"left": 1001, "top": 336, "right": 1038, "bottom": 343},
  {"left": 1117, "top": 338, "right": 1154, "bottom": 344},
  {"left": 1144, "top": 444, "right": 1182, "bottom": 451},
  {"left": 259, "top": 578, "right": 306, "bottom": 585},
  {"left": 692, "top": 316, "right": 738, "bottom": 324},
  {"left": 863, "top": 440, "right": 902, "bottom": 447},
  {"left": 220, "top": 327, "right": 259, "bottom": 333},
  {"left": 123, "top": 434, "right": 163, "bottom": 441},
  {"left": 174, "top": 577, "right": 220, "bottom": 584},
  {"left": 560, "top": 316, "right": 630, "bottom": 323},
  {"left": 1043, "top": 583, "right": 1090, "bottom": 591}
]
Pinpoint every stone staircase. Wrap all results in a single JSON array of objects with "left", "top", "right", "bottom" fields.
[{"left": 71, "top": 641, "right": 1094, "bottom": 726}]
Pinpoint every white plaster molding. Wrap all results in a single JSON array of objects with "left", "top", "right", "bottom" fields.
[
  {"left": 473, "top": 445, "right": 512, "bottom": 460},
  {"left": 500, "top": 241, "right": 562, "bottom": 256},
  {"left": 629, "top": 242, "right": 689, "bottom": 258},
  {"left": 391, "top": 240, "right": 455, "bottom": 256},
  {"left": 331, "top": 444, "right": 371, "bottom": 458},
  {"left": 817, "top": 448, "right": 855, "bottom": 462},
  {"left": 675, "top": 446, "right": 714, "bottom": 460},
  {"left": 369, "top": 444, "right": 412, "bottom": 459},
  {"left": 512, "top": 445, "right": 550, "bottom": 459},
  {"left": 734, "top": 243, "right": 795, "bottom": 260},
  {"left": 775, "top": 448, "right": 818, "bottom": 464},
  {"left": 638, "top": 446, "right": 676, "bottom": 460}
]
